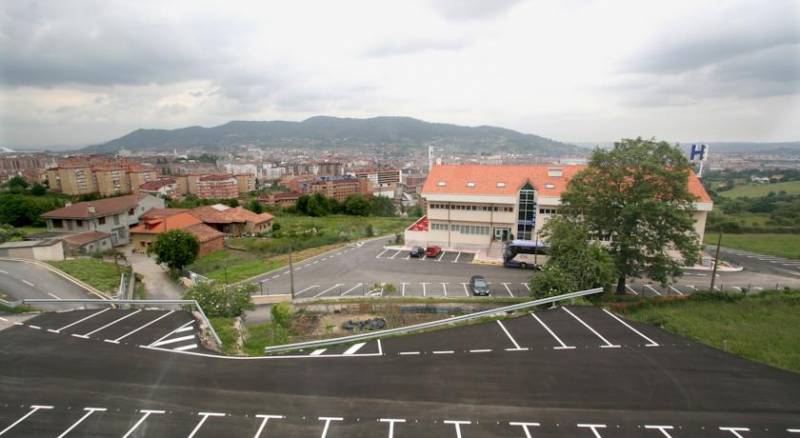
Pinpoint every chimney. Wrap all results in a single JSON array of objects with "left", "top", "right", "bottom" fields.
[{"left": 87, "top": 206, "right": 96, "bottom": 214}]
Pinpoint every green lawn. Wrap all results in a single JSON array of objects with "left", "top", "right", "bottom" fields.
[
  {"left": 704, "top": 233, "right": 800, "bottom": 260},
  {"left": 720, "top": 180, "right": 800, "bottom": 198},
  {"left": 48, "top": 258, "right": 128, "bottom": 294},
  {"left": 619, "top": 291, "right": 800, "bottom": 373},
  {"left": 188, "top": 250, "right": 284, "bottom": 283}
]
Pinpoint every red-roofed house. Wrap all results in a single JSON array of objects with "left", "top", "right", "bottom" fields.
[
  {"left": 405, "top": 164, "right": 713, "bottom": 251},
  {"left": 189, "top": 204, "right": 273, "bottom": 236},
  {"left": 129, "top": 211, "right": 224, "bottom": 256}
]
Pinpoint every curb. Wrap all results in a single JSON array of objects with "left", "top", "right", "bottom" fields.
[{"left": 0, "top": 257, "right": 111, "bottom": 300}]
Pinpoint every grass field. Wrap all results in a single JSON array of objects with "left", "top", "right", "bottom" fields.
[
  {"left": 619, "top": 291, "right": 800, "bottom": 373},
  {"left": 48, "top": 258, "right": 128, "bottom": 293},
  {"left": 720, "top": 180, "right": 800, "bottom": 198},
  {"left": 704, "top": 233, "right": 800, "bottom": 260}
]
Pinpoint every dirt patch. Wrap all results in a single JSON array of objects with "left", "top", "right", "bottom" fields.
[{"left": 287, "top": 307, "right": 450, "bottom": 341}]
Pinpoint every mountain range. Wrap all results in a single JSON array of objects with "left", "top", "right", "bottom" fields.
[{"left": 81, "top": 116, "right": 584, "bottom": 156}]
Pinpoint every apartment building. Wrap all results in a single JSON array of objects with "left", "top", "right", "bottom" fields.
[
  {"left": 46, "top": 162, "right": 157, "bottom": 196},
  {"left": 308, "top": 176, "right": 371, "bottom": 202},
  {"left": 258, "top": 191, "right": 300, "bottom": 208},
  {"left": 234, "top": 173, "right": 256, "bottom": 193},
  {"left": 0, "top": 154, "right": 54, "bottom": 184},
  {"left": 405, "top": 164, "right": 713, "bottom": 251},
  {"left": 194, "top": 174, "right": 239, "bottom": 199}
]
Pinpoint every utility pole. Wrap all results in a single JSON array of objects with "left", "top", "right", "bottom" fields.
[
  {"left": 534, "top": 232, "right": 539, "bottom": 266},
  {"left": 709, "top": 229, "right": 722, "bottom": 292},
  {"left": 288, "top": 243, "right": 295, "bottom": 300}
]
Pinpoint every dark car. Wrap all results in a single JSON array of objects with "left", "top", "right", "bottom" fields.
[
  {"left": 425, "top": 245, "right": 442, "bottom": 258},
  {"left": 469, "top": 275, "right": 490, "bottom": 296},
  {"left": 409, "top": 246, "right": 425, "bottom": 258}
]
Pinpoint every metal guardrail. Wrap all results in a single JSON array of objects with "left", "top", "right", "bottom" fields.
[
  {"left": 263, "top": 287, "right": 604, "bottom": 354},
  {"left": 21, "top": 298, "right": 222, "bottom": 347}
]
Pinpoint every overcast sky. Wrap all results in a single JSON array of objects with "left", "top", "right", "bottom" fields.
[{"left": 1, "top": 0, "right": 799, "bottom": 148}]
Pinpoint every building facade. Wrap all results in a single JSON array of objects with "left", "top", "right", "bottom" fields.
[
  {"left": 195, "top": 175, "right": 239, "bottom": 199},
  {"left": 405, "top": 164, "right": 713, "bottom": 251},
  {"left": 308, "top": 176, "right": 371, "bottom": 202}
]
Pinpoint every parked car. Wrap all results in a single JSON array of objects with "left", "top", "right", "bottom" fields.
[
  {"left": 469, "top": 275, "right": 490, "bottom": 296},
  {"left": 409, "top": 246, "right": 425, "bottom": 258},
  {"left": 425, "top": 245, "right": 442, "bottom": 258}
]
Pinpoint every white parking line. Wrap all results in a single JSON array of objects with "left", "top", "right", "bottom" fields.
[
  {"left": 188, "top": 412, "right": 226, "bottom": 438},
  {"left": 379, "top": 418, "right": 406, "bottom": 438},
  {"left": 310, "top": 348, "right": 327, "bottom": 356},
  {"left": 398, "top": 351, "right": 420, "bottom": 355},
  {"left": 432, "top": 350, "right": 455, "bottom": 354},
  {"left": 509, "top": 422, "right": 540, "bottom": 438},
  {"left": 389, "top": 250, "right": 402, "bottom": 259},
  {"left": 435, "top": 252, "right": 445, "bottom": 262},
  {"left": 0, "top": 269, "right": 6, "bottom": 274},
  {"left": 78, "top": 309, "right": 142, "bottom": 338},
  {"left": 174, "top": 343, "right": 198, "bottom": 351},
  {"left": 578, "top": 423, "right": 607, "bottom": 438},
  {"left": 452, "top": 252, "right": 462, "bottom": 263},
  {"left": 441, "top": 282, "right": 449, "bottom": 296},
  {"left": 21, "top": 279, "right": 35, "bottom": 287},
  {"left": 461, "top": 282, "right": 470, "bottom": 296},
  {"left": 55, "top": 307, "right": 110, "bottom": 333},
  {"left": 521, "top": 283, "right": 531, "bottom": 293},
  {"left": 108, "top": 310, "right": 176, "bottom": 343},
  {"left": 787, "top": 429, "right": 800, "bottom": 434},
  {"left": 122, "top": 410, "right": 166, "bottom": 438},
  {"left": 253, "top": 415, "right": 285, "bottom": 438},
  {"left": 625, "top": 285, "right": 639, "bottom": 295},
  {"left": 719, "top": 427, "right": 750, "bottom": 438},
  {"left": 314, "top": 283, "right": 343, "bottom": 298},
  {"left": 376, "top": 248, "right": 389, "bottom": 259},
  {"left": 342, "top": 283, "right": 362, "bottom": 296},
  {"left": 469, "top": 349, "right": 492, "bottom": 353},
  {"left": 152, "top": 335, "right": 195, "bottom": 347},
  {"left": 601, "top": 309, "right": 659, "bottom": 347},
  {"left": 496, "top": 320, "right": 525, "bottom": 350},
  {"left": 296, "top": 285, "right": 320, "bottom": 296},
  {"left": 530, "top": 312, "right": 575, "bottom": 350},
  {"left": 400, "top": 282, "right": 408, "bottom": 297},
  {"left": 562, "top": 307, "right": 620, "bottom": 348},
  {"left": 501, "top": 282, "right": 514, "bottom": 296},
  {"left": 0, "top": 405, "right": 53, "bottom": 436},
  {"left": 343, "top": 342, "right": 366, "bottom": 355},
  {"left": 645, "top": 425, "right": 675, "bottom": 437},
  {"left": 668, "top": 286, "right": 684, "bottom": 296},
  {"left": 147, "top": 320, "right": 194, "bottom": 347},
  {"left": 47, "top": 293, "right": 62, "bottom": 300},
  {"left": 644, "top": 284, "right": 662, "bottom": 296},
  {"left": 57, "top": 407, "right": 106, "bottom": 438},
  {"left": 443, "top": 420, "right": 471, "bottom": 438},
  {"left": 318, "top": 417, "right": 343, "bottom": 438},
  {"left": 421, "top": 282, "right": 429, "bottom": 296}
]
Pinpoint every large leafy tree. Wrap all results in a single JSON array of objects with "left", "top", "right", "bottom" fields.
[
  {"left": 560, "top": 138, "right": 701, "bottom": 294},
  {"left": 344, "top": 194, "right": 370, "bottom": 216},
  {"left": 152, "top": 229, "right": 200, "bottom": 272}
]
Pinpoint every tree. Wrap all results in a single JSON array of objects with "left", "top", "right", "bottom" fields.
[
  {"left": 152, "top": 229, "right": 200, "bottom": 272},
  {"left": 271, "top": 302, "right": 293, "bottom": 328},
  {"left": 296, "top": 194, "right": 310, "bottom": 214},
  {"left": 5, "top": 176, "right": 29, "bottom": 193},
  {"left": 539, "top": 217, "right": 615, "bottom": 291},
  {"left": 369, "top": 195, "right": 396, "bottom": 216},
  {"left": 183, "top": 281, "right": 255, "bottom": 318},
  {"left": 246, "top": 199, "right": 264, "bottom": 214},
  {"left": 407, "top": 204, "right": 424, "bottom": 218},
  {"left": 560, "top": 138, "right": 701, "bottom": 294},
  {"left": 344, "top": 194, "right": 370, "bottom": 216},
  {"left": 529, "top": 265, "right": 578, "bottom": 298},
  {"left": 224, "top": 198, "right": 239, "bottom": 208},
  {"left": 30, "top": 183, "right": 47, "bottom": 196},
  {"left": 307, "top": 193, "right": 330, "bottom": 217}
]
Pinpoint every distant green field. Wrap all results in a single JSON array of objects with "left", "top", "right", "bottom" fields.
[
  {"left": 720, "top": 180, "right": 800, "bottom": 198},
  {"left": 704, "top": 233, "right": 800, "bottom": 260}
]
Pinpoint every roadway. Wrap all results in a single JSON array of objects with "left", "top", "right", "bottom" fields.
[
  {"left": 1, "top": 305, "right": 799, "bottom": 437},
  {"left": 0, "top": 260, "right": 100, "bottom": 306}
]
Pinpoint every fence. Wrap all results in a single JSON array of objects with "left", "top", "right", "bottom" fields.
[{"left": 263, "top": 287, "right": 603, "bottom": 354}]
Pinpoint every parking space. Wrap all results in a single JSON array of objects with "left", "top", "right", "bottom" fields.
[
  {"left": 375, "top": 248, "right": 476, "bottom": 265},
  {"left": 1, "top": 404, "right": 796, "bottom": 437}
]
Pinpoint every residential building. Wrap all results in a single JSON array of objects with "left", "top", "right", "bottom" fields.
[
  {"left": 139, "top": 178, "right": 177, "bottom": 198},
  {"left": 259, "top": 191, "right": 300, "bottom": 208},
  {"left": 190, "top": 204, "right": 273, "bottom": 236},
  {"left": 0, "top": 239, "right": 64, "bottom": 261},
  {"left": 280, "top": 175, "right": 316, "bottom": 193},
  {"left": 404, "top": 164, "right": 713, "bottom": 251},
  {"left": 62, "top": 231, "right": 114, "bottom": 256},
  {"left": 308, "top": 176, "right": 371, "bottom": 202},
  {"left": 0, "top": 154, "right": 54, "bottom": 184},
  {"left": 234, "top": 173, "right": 256, "bottom": 193},
  {"left": 46, "top": 161, "right": 158, "bottom": 196},
  {"left": 46, "top": 164, "right": 95, "bottom": 195},
  {"left": 195, "top": 174, "right": 239, "bottom": 199},
  {"left": 41, "top": 193, "right": 165, "bottom": 246},
  {"left": 130, "top": 210, "right": 224, "bottom": 256}
]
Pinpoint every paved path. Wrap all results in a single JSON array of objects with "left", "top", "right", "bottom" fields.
[{"left": 127, "top": 253, "right": 184, "bottom": 300}]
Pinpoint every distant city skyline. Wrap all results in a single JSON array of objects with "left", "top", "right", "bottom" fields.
[{"left": 2, "top": 0, "right": 799, "bottom": 148}]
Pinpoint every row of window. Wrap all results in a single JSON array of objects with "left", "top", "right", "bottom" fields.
[
  {"left": 430, "top": 223, "right": 491, "bottom": 235},
  {"left": 429, "top": 203, "right": 514, "bottom": 213},
  {"left": 539, "top": 208, "right": 558, "bottom": 215}
]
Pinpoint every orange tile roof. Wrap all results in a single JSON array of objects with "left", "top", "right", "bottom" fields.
[
  {"left": 129, "top": 212, "right": 202, "bottom": 235},
  {"left": 190, "top": 205, "right": 273, "bottom": 224},
  {"left": 186, "top": 223, "right": 225, "bottom": 243},
  {"left": 63, "top": 231, "right": 111, "bottom": 245},
  {"left": 422, "top": 164, "right": 711, "bottom": 202}
]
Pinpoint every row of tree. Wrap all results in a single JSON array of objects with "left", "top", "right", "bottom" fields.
[{"left": 292, "top": 193, "right": 396, "bottom": 217}]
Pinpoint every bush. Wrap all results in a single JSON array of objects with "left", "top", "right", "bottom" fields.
[
  {"left": 271, "top": 302, "right": 293, "bottom": 328},
  {"left": 529, "top": 265, "right": 578, "bottom": 298},
  {"left": 183, "top": 281, "right": 256, "bottom": 318}
]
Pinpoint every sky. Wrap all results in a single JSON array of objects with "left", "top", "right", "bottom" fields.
[{"left": 1, "top": 0, "right": 799, "bottom": 149}]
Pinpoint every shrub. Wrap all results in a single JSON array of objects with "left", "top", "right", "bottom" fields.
[
  {"left": 183, "top": 281, "right": 256, "bottom": 318},
  {"left": 271, "top": 302, "right": 293, "bottom": 328}
]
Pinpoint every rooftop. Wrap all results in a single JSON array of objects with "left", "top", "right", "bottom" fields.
[
  {"left": 190, "top": 205, "right": 273, "bottom": 224},
  {"left": 42, "top": 193, "right": 148, "bottom": 219},
  {"left": 63, "top": 231, "right": 111, "bottom": 246}
]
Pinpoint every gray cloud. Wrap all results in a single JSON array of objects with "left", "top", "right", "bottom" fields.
[{"left": 430, "top": 0, "right": 525, "bottom": 21}]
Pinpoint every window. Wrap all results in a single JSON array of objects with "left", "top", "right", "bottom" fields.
[
  {"left": 539, "top": 208, "right": 557, "bottom": 215},
  {"left": 98, "top": 217, "right": 106, "bottom": 225},
  {"left": 437, "top": 181, "right": 446, "bottom": 187},
  {"left": 52, "top": 219, "right": 63, "bottom": 229},
  {"left": 114, "top": 214, "right": 120, "bottom": 225},
  {"left": 516, "top": 182, "right": 537, "bottom": 240},
  {"left": 496, "top": 182, "right": 506, "bottom": 188},
  {"left": 544, "top": 183, "right": 556, "bottom": 189},
  {"left": 76, "top": 220, "right": 83, "bottom": 227},
  {"left": 466, "top": 182, "right": 476, "bottom": 188}
]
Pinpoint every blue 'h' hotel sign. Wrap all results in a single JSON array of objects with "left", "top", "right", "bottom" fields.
[{"left": 690, "top": 144, "right": 708, "bottom": 162}]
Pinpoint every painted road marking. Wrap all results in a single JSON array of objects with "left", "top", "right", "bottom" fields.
[
  {"left": 271, "top": 275, "right": 279, "bottom": 279},
  {"left": 452, "top": 252, "right": 462, "bottom": 263},
  {"left": 469, "top": 349, "right": 492, "bottom": 353},
  {"left": 645, "top": 425, "right": 675, "bottom": 437},
  {"left": 188, "top": 412, "right": 226, "bottom": 438},
  {"left": 376, "top": 248, "right": 389, "bottom": 258},
  {"left": 719, "top": 427, "right": 750, "bottom": 438},
  {"left": 0, "top": 405, "right": 54, "bottom": 436},
  {"left": 577, "top": 423, "right": 607, "bottom": 438},
  {"left": 147, "top": 320, "right": 194, "bottom": 347},
  {"left": 668, "top": 285, "right": 684, "bottom": 296},
  {"left": 625, "top": 285, "right": 639, "bottom": 295},
  {"left": 174, "top": 343, "right": 198, "bottom": 351},
  {"left": 108, "top": 310, "right": 176, "bottom": 343},
  {"left": 461, "top": 282, "right": 470, "bottom": 296},
  {"left": 57, "top": 407, "right": 107, "bottom": 438},
  {"left": 602, "top": 309, "right": 659, "bottom": 347},
  {"left": 509, "top": 422, "right": 540, "bottom": 438},
  {"left": 400, "top": 282, "right": 408, "bottom": 296},
  {"left": 644, "top": 284, "right": 662, "bottom": 296},
  {"left": 310, "top": 348, "right": 327, "bottom": 356},
  {"left": 421, "top": 282, "right": 429, "bottom": 296},
  {"left": 79, "top": 309, "right": 142, "bottom": 338},
  {"left": 21, "top": 279, "right": 35, "bottom": 287},
  {"left": 122, "top": 410, "right": 165, "bottom": 438},
  {"left": 433, "top": 350, "right": 455, "bottom": 354},
  {"left": 379, "top": 418, "right": 406, "bottom": 438},
  {"left": 296, "top": 285, "right": 320, "bottom": 296},
  {"left": 389, "top": 250, "right": 402, "bottom": 259},
  {"left": 530, "top": 312, "right": 575, "bottom": 349},
  {"left": 28, "top": 325, "right": 41, "bottom": 330},
  {"left": 254, "top": 415, "right": 285, "bottom": 438},
  {"left": 398, "top": 351, "right": 420, "bottom": 356},
  {"left": 501, "top": 282, "right": 514, "bottom": 296},
  {"left": 435, "top": 251, "right": 445, "bottom": 262},
  {"left": 343, "top": 342, "right": 366, "bottom": 355},
  {"left": 152, "top": 335, "right": 195, "bottom": 347},
  {"left": 314, "top": 283, "right": 343, "bottom": 298},
  {"left": 496, "top": 320, "right": 525, "bottom": 350},
  {"left": 54, "top": 308, "right": 111, "bottom": 333},
  {"left": 443, "top": 420, "right": 471, "bottom": 438},
  {"left": 441, "top": 282, "right": 449, "bottom": 296},
  {"left": 788, "top": 429, "right": 800, "bottom": 433},
  {"left": 318, "top": 417, "right": 343, "bottom": 438},
  {"left": 563, "top": 307, "right": 621, "bottom": 348},
  {"left": 175, "top": 325, "right": 194, "bottom": 333},
  {"left": 47, "top": 292, "right": 62, "bottom": 300},
  {"left": 342, "top": 283, "right": 362, "bottom": 296},
  {"left": 521, "top": 283, "right": 531, "bottom": 293},
  {"left": 0, "top": 270, "right": 6, "bottom": 274}
]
